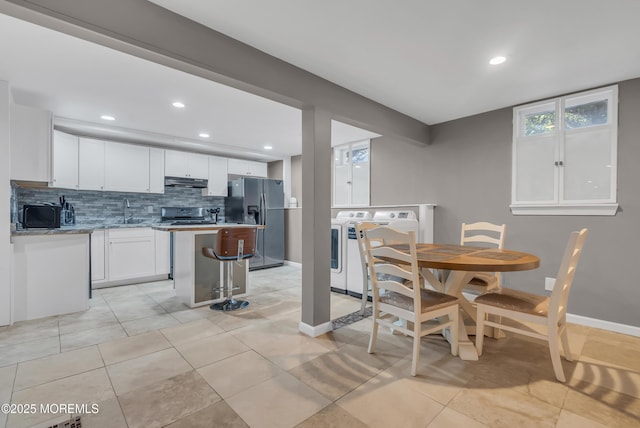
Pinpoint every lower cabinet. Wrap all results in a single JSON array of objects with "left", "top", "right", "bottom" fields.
[
  {"left": 92, "top": 227, "right": 169, "bottom": 287},
  {"left": 108, "top": 228, "right": 155, "bottom": 281}
]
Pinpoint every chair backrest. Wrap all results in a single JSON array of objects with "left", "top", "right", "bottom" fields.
[
  {"left": 460, "top": 221, "right": 506, "bottom": 248},
  {"left": 213, "top": 227, "right": 257, "bottom": 260},
  {"left": 356, "top": 222, "right": 381, "bottom": 282},
  {"left": 363, "top": 226, "right": 421, "bottom": 310},
  {"left": 549, "top": 228, "right": 588, "bottom": 321}
]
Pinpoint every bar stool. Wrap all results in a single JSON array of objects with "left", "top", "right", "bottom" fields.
[{"left": 202, "top": 227, "right": 257, "bottom": 311}]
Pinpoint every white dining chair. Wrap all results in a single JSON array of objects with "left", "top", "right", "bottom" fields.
[
  {"left": 356, "top": 221, "right": 380, "bottom": 315},
  {"left": 460, "top": 221, "right": 506, "bottom": 293},
  {"left": 364, "top": 226, "right": 459, "bottom": 376},
  {"left": 475, "top": 228, "right": 588, "bottom": 382}
]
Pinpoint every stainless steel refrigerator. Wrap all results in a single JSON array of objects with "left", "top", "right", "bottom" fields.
[{"left": 225, "top": 177, "right": 285, "bottom": 270}]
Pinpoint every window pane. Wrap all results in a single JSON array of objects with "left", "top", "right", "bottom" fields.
[
  {"left": 351, "top": 147, "right": 369, "bottom": 163},
  {"left": 524, "top": 111, "right": 555, "bottom": 136},
  {"left": 563, "top": 128, "right": 612, "bottom": 201},
  {"left": 565, "top": 99, "right": 608, "bottom": 129},
  {"left": 515, "top": 136, "right": 556, "bottom": 202}
]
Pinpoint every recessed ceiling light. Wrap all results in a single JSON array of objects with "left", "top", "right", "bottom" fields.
[
  {"left": 199, "top": 133, "right": 210, "bottom": 138},
  {"left": 172, "top": 101, "right": 185, "bottom": 108},
  {"left": 100, "top": 115, "right": 115, "bottom": 121},
  {"left": 264, "top": 145, "right": 273, "bottom": 150},
  {"left": 489, "top": 56, "right": 506, "bottom": 65}
]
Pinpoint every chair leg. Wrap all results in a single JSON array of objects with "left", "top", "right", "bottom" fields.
[
  {"left": 360, "top": 280, "right": 368, "bottom": 315},
  {"left": 475, "top": 305, "right": 485, "bottom": 356},
  {"left": 560, "top": 325, "right": 573, "bottom": 361},
  {"left": 450, "top": 307, "right": 459, "bottom": 356},
  {"left": 368, "top": 318, "right": 379, "bottom": 354},
  {"left": 411, "top": 323, "right": 421, "bottom": 377},
  {"left": 548, "top": 329, "right": 566, "bottom": 382}
]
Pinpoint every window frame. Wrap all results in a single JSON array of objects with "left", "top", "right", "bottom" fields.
[
  {"left": 332, "top": 139, "right": 370, "bottom": 207},
  {"left": 511, "top": 85, "right": 618, "bottom": 216}
]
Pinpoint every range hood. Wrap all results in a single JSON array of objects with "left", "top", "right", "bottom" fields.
[{"left": 164, "top": 176, "right": 208, "bottom": 188}]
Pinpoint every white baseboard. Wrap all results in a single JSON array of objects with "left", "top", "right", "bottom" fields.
[
  {"left": 299, "top": 320, "right": 332, "bottom": 337},
  {"left": 284, "top": 260, "right": 302, "bottom": 268},
  {"left": 567, "top": 313, "right": 640, "bottom": 337}
]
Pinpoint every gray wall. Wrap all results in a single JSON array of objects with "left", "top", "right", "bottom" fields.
[
  {"left": 291, "top": 155, "right": 303, "bottom": 207},
  {"left": 369, "top": 79, "right": 640, "bottom": 328},
  {"left": 267, "top": 160, "right": 283, "bottom": 180}
]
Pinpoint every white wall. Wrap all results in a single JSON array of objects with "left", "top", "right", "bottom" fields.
[{"left": 0, "top": 81, "right": 12, "bottom": 325}]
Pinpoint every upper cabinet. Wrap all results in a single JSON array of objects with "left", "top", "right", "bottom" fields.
[
  {"left": 227, "top": 158, "right": 268, "bottom": 177},
  {"left": 149, "top": 147, "right": 165, "bottom": 194},
  {"left": 165, "top": 150, "right": 209, "bottom": 179},
  {"left": 78, "top": 137, "right": 105, "bottom": 191},
  {"left": 104, "top": 142, "right": 150, "bottom": 193},
  {"left": 51, "top": 130, "right": 79, "bottom": 190},
  {"left": 203, "top": 155, "right": 228, "bottom": 197},
  {"left": 10, "top": 104, "right": 52, "bottom": 182}
]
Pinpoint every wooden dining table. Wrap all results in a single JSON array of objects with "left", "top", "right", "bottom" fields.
[{"left": 391, "top": 243, "right": 540, "bottom": 360}]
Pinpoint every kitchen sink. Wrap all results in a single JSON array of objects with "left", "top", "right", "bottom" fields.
[{"left": 123, "top": 218, "right": 146, "bottom": 224}]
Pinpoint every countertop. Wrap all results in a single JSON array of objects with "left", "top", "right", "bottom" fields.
[{"left": 10, "top": 222, "right": 265, "bottom": 236}]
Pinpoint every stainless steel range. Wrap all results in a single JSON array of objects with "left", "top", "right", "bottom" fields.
[{"left": 161, "top": 207, "right": 219, "bottom": 225}]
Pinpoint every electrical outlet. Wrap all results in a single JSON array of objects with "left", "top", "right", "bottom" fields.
[
  {"left": 545, "top": 277, "right": 556, "bottom": 291},
  {"left": 147, "top": 205, "right": 153, "bottom": 213}
]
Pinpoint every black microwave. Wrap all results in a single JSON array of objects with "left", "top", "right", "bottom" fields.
[{"left": 22, "top": 205, "right": 62, "bottom": 229}]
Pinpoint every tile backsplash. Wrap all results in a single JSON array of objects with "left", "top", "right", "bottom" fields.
[{"left": 12, "top": 184, "right": 226, "bottom": 225}]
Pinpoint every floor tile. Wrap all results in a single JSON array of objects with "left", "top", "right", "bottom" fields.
[
  {"left": 7, "top": 368, "right": 115, "bottom": 428},
  {"left": 0, "top": 316, "right": 59, "bottom": 347},
  {"left": 14, "top": 346, "right": 103, "bottom": 391},
  {"left": 295, "top": 403, "right": 368, "bottom": 428},
  {"left": 337, "top": 368, "right": 444, "bottom": 428},
  {"left": 581, "top": 329, "right": 640, "bottom": 372},
  {"left": 175, "top": 332, "right": 249, "bottom": 368},
  {"left": 106, "top": 348, "right": 192, "bottom": 395},
  {"left": 60, "top": 324, "right": 127, "bottom": 352},
  {"left": 98, "top": 330, "right": 171, "bottom": 365},
  {"left": 121, "top": 313, "right": 180, "bottom": 336},
  {"left": 563, "top": 384, "right": 640, "bottom": 428},
  {"left": 569, "top": 355, "right": 640, "bottom": 399},
  {"left": 164, "top": 401, "right": 249, "bottom": 428},
  {"left": 118, "top": 370, "right": 220, "bottom": 428},
  {"left": 447, "top": 376, "right": 561, "bottom": 428},
  {"left": 58, "top": 306, "right": 119, "bottom": 335},
  {"left": 80, "top": 397, "right": 128, "bottom": 428},
  {"left": 226, "top": 372, "right": 330, "bottom": 428},
  {"left": 555, "top": 409, "right": 609, "bottom": 428},
  {"left": 160, "top": 318, "right": 224, "bottom": 346},
  {"left": 170, "top": 306, "right": 214, "bottom": 323},
  {"left": 0, "top": 336, "right": 60, "bottom": 367},
  {"left": 0, "top": 364, "right": 17, "bottom": 428},
  {"left": 109, "top": 300, "right": 169, "bottom": 323},
  {"left": 427, "top": 407, "right": 488, "bottom": 427},
  {"left": 197, "top": 350, "right": 283, "bottom": 399}
]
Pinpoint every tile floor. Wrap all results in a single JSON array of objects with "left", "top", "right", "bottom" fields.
[{"left": 0, "top": 265, "right": 639, "bottom": 428}]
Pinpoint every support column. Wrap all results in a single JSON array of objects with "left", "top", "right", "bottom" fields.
[
  {"left": 299, "top": 107, "right": 332, "bottom": 337},
  {"left": 0, "top": 81, "right": 12, "bottom": 326}
]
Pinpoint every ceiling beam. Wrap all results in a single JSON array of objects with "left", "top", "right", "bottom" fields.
[{"left": 0, "top": 0, "right": 430, "bottom": 145}]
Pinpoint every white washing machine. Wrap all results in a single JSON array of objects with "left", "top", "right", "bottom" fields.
[
  {"left": 346, "top": 210, "right": 419, "bottom": 297},
  {"left": 330, "top": 211, "right": 372, "bottom": 293}
]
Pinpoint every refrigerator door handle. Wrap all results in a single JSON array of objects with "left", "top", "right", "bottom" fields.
[{"left": 261, "top": 193, "right": 267, "bottom": 226}]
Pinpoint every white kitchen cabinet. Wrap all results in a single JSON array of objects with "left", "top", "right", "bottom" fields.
[
  {"left": 164, "top": 150, "right": 209, "bottom": 179},
  {"left": 78, "top": 137, "right": 105, "bottom": 191},
  {"left": 91, "top": 229, "right": 106, "bottom": 282},
  {"left": 51, "top": 130, "right": 79, "bottom": 189},
  {"left": 203, "top": 155, "right": 228, "bottom": 196},
  {"left": 149, "top": 147, "right": 165, "bottom": 194},
  {"left": 154, "top": 230, "right": 171, "bottom": 275},
  {"left": 227, "top": 158, "right": 267, "bottom": 177},
  {"left": 12, "top": 233, "right": 90, "bottom": 322},
  {"left": 104, "top": 142, "right": 150, "bottom": 193},
  {"left": 107, "top": 228, "right": 155, "bottom": 281},
  {"left": 10, "top": 104, "right": 52, "bottom": 182}
]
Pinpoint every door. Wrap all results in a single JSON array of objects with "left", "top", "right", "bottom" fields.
[
  {"left": 78, "top": 138, "right": 105, "bottom": 191},
  {"left": 104, "top": 142, "right": 150, "bottom": 193},
  {"left": 263, "top": 179, "right": 284, "bottom": 268},
  {"left": 51, "top": 130, "right": 79, "bottom": 189}
]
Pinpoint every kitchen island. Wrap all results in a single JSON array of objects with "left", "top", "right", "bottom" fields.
[{"left": 152, "top": 224, "right": 264, "bottom": 308}]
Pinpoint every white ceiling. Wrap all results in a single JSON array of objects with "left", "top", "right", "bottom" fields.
[
  {"left": 150, "top": 0, "right": 640, "bottom": 124},
  {"left": 0, "top": 13, "right": 378, "bottom": 160}
]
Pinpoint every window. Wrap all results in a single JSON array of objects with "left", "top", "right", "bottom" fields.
[
  {"left": 333, "top": 140, "right": 370, "bottom": 206},
  {"left": 511, "top": 86, "right": 618, "bottom": 215}
]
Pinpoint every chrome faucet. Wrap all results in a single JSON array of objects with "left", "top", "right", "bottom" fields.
[{"left": 123, "top": 199, "right": 133, "bottom": 224}]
